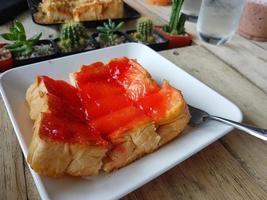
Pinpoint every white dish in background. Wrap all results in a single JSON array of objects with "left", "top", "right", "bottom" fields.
[{"left": 0, "top": 43, "right": 242, "bottom": 200}]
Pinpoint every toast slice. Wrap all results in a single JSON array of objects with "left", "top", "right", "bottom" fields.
[
  {"left": 96, "top": 57, "right": 191, "bottom": 145},
  {"left": 70, "top": 61, "right": 161, "bottom": 172},
  {"left": 73, "top": 0, "right": 123, "bottom": 22},
  {"left": 37, "top": 0, "right": 73, "bottom": 23},
  {"left": 36, "top": 0, "right": 123, "bottom": 23},
  {"left": 26, "top": 76, "right": 108, "bottom": 177},
  {"left": 70, "top": 57, "right": 190, "bottom": 172},
  {"left": 26, "top": 57, "right": 190, "bottom": 176}
]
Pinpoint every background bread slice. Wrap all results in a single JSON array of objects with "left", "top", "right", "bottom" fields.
[{"left": 37, "top": 0, "right": 123, "bottom": 23}]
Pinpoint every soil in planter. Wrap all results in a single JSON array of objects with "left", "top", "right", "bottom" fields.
[
  {"left": 0, "top": 45, "right": 13, "bottom": 71},
  {"left": 14, "top": 43, "right": 56, "bottom": 61},
  {"left": 96, "top": 34, "right": 127, "bottom": 48},
  {"left": 84, "top": 42, "right": 96, "bottom": 50},
  {"left": 0, "top": 47, "right": 11, "bottom": 62},
  {"left": 131, "top": 32, "right": 164, "bottom": 45},
  {"left": 58, "top": 40, "right": 96, "bottom": 53}
]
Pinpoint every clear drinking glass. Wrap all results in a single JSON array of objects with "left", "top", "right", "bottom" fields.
[
  {"left": 197, "top": 0, "right": 245, "bottom": 45},
  {"left": 182, "top": 0, "right": 202, "bottom": 21}
]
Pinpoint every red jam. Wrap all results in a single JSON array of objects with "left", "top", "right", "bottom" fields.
[
  {"left": 37, "top": 57, "right": 179, "bottom": 144},
  {"left": 40, "top": 112, "right": 106, "bottom": 145},
  {"left": 75, "top": 57, "right": 171, "bottom": 138},
  {"left": 38, "top": 76, "right": 86, "bottom": 122},
  {"left": 37, "top": 76, "right": 107, "bottom": 146}
]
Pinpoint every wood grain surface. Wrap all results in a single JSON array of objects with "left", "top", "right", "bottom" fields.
[{"left": 1, "top": 1, "right": 267, "bottom": 199}]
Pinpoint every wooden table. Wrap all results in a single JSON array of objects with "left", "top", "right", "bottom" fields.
[{"left": 1, "top": 1, "right": 267, "bottom": 199}]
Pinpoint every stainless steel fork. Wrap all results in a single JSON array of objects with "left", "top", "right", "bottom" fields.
[{"left": 188, "top": 105, "right": 267, "bottom": 141}]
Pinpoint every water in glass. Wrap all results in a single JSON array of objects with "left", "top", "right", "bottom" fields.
[
  {"left": 182, "top": 0, "right": 202, "bottom": 19},
  {"left": 197, "top": 0, "right": 244, "bottom": 45}
]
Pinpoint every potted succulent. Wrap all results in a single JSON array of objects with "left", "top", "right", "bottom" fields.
[
  {"left": 154, "top": 0, "right": 192, "bottom": 48},
  {"left": 56, "top": 21, "right": 98, "bottom": 56},
  {"left": 126, "top": 17, "right": 168, "bottom": 51},
  {"left": 93, "top": 19, "right": 129, "bottom": 48},
  {"left": 0, "top": 21, "right": 57, "bottom": 67},
  {"left": 0, "top": 43, "right": 13, "bottom": 72}
]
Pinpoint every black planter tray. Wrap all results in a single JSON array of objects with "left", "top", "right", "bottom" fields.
[
  {"left": 13, "top": 40, "right": 59, "bottom": 67},
  {"left": 27, "top": 0, "right": 140, "bottom": 27},
  {"left": 125, "top": 30, "right": 169, "bottom": 52},
  {"left": 54, "top": 37, "right": 99, "bottom": 57},
  {"left": 0, "top": 0, "right": 28, "bottom": 25},
  {"left": 92, "top": 31, "right": 132, "bottom": 48},
  {"left": 2, "top": 31, "right": 167, "bottom": 72}
]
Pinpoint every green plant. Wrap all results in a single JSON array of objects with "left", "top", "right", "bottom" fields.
[
  {"left": 133, "top": 17, "right": 155, "bottom": 44},
  {"left": 96, "top": 19, "right": 124, "bottom": 45},
  {"left": 59, "top": 21, "right": 89, "bottom": 52},
  {"left": 0, "top": 21, "right": 42, "bottom": 55},
  {"left": 163, "top": 0, "right": 186, "bottom": 35}
]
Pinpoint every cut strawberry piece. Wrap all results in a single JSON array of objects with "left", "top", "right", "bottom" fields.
[
  {"left": 136, "top": 91, "right": 167, "bottom": 122},
  {"left": 92, "top": 106, "right": 150, "bottom": 135},
  {"left": 137, "top": 81, "right": 184, "bottom": 124},
  {"left": 39, "top": 76, "right": 86, "bottom": 121},
  {"left": 83, "top": 93, "right": 132, "bottom": 119},
  {"left": 107, "top": 58, "right": 160, "bottom": 101},
  {"left": 78, "top": 81, "right": 125, "bottom": 100},
  {"left": 76, "top": 62, "right": 109, "bottom": 84}
]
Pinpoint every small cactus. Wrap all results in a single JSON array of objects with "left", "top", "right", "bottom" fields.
[
  {"left": 59, "top": 22, "right": 89, "bottom": 52},
  {"left": 133, "top": 17, "right": 155, "bottom": 44},
  {"left": 163, "top": 0, "right": 186, "bottom": 35}
]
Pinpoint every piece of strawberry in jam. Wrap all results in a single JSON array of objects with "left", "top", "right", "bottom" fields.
[
  {"left": 74, "top": 57, "right": 180, "bottom": 140},
  {"left": 38, "top": 76, "right": 86, "bottom": 122},
  {"left": 136, "top": 81, "right": 182, "bottom": 123},
  {"left": 74, "top": 59, "right": 153, "bottom": 138},
  {"left": 37, "top": 76, "right": 107, "bottom": 146},
  {"left": 91, "top": 106, "right": 150, "bottom": 136},
  {"left": 107, "top": 57, "right": 160, "bottom": 101},
  {"left": 76, "top": 62, "right": 109, "bottom": 84}
]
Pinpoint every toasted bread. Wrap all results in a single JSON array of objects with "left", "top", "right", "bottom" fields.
[
  {"left": 26, "top": 58, "right": 190, "bottom": 176},
  {"left": 70, "top": 57, "right": 190, "bottom": 171},
  {"left": 36, "top": 0, "right": 123, "bottom": 23},
  {"left": 70, "top": 61, "right": 161, "bottom": 172},
  {"left": 103, "top": 122, "right": 160, "bottom": 172},
  {"left": 26, "top": 76, "right": 108, "bottom": 177}
]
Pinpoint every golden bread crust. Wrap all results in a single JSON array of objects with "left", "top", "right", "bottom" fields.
[
  {"left": 158, "top": 104, "right": 191, "bottom": 146},
  {"left": 26, "top": 58, "right": 190, "bottom": 177},
  {"left": 27, "top": 115, "right": 107, "bottom": 177},
  {"left": 26, "top": 82, "right": 49, "bottom": 120},
  {"left": 35, "top": 0, "right": 123, "bottom": 23},
  {"left": 26, "top": 78, "right": 108, "bottom": 177},
  {"left": 103, "top": 122, "right": 160, "bottom": 172}
]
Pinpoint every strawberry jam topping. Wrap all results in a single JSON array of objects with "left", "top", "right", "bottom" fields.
[
  {"left": 74, "top": 57, "right": 171, "bottom": 138},
  {"left": 38, "top": 76, "right": 86, "bottom": 121},
  {"left": 40, "top": 112, "right": 105, "bottom": 145},
  {"left": 37, "top": 57, "right": 179, "bottom": 144},
  {"left": 37, "top": 76, "right": 107, "bottom": 146}
]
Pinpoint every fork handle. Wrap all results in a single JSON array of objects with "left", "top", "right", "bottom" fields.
[{"left": 206, "top": 116, "right": 267, "bottom": 141}]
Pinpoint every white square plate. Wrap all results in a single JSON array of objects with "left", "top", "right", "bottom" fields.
[{"left": 0, "top": 43, "right": 242, "bottom": 200}]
